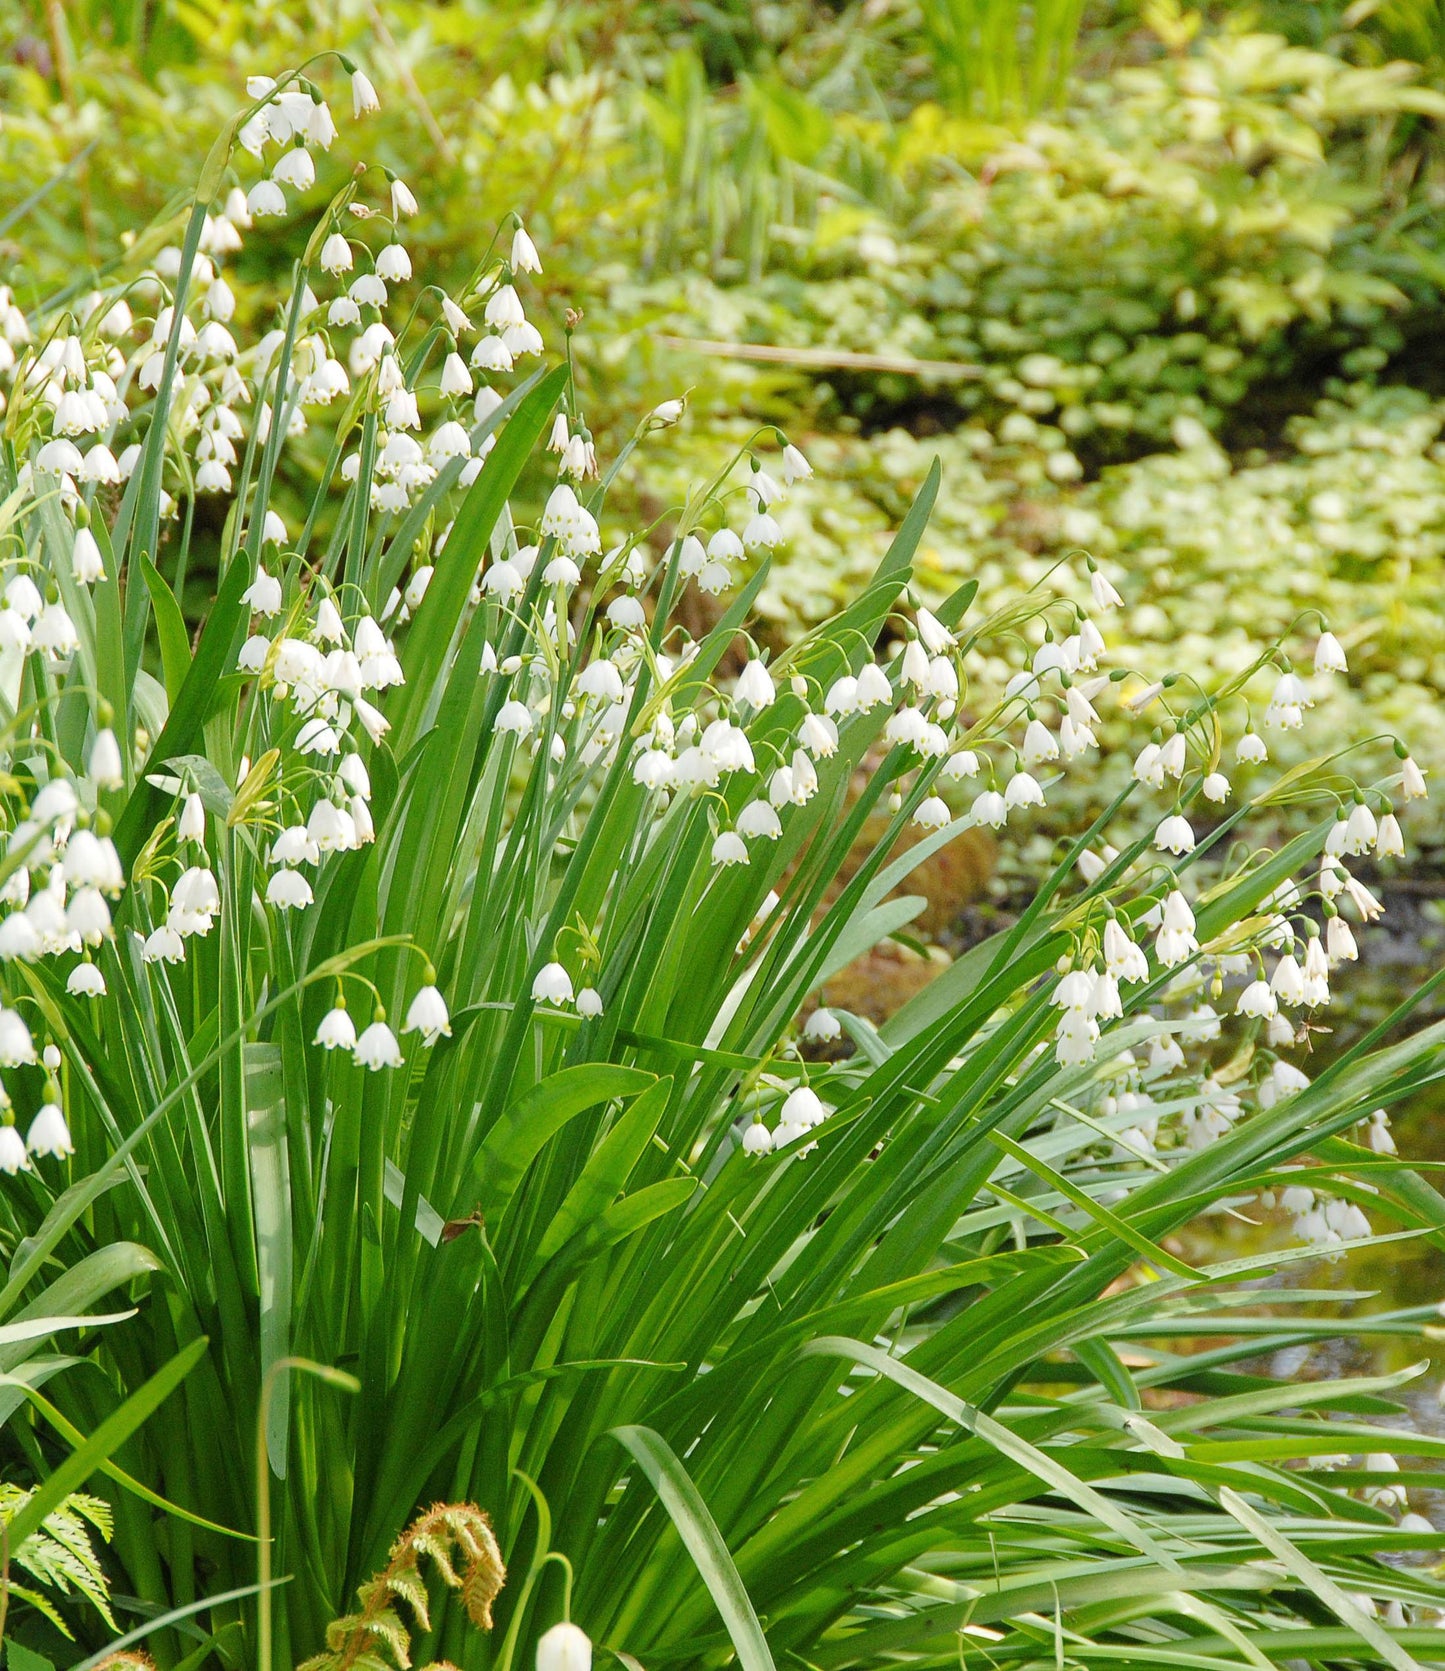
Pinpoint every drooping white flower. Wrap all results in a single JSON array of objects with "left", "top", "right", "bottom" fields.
[
  {"left": 355, "top": 698, "right": 391, "bottom": 744},
  {"left": 179, "top": 792, "right": 206, "bottom": 844},
  {"left": 1103, "top": 919, "right": 1148, "bottom": 984},
  {"left": 320, "top": 232, "right": 353, "bottom": 274},
  {"left": 33, "top": 602, "right": 80, "bottom": 660},
  {"left": 1155, "top": 814, "right": 1195, "bottom": 855},
  {"left": 315, "top": 1005, "right": 357, "bottom": 1051},
  {"left": 272, "top": 147, "right": 316, "bottom": 191},
  {"left": 577, "top": 659, "right": 625, "bottom": 703},
  {"left": 576, "top": 987, "right": 603, "bottom": 1018},
  {"left": 803, "top": 1008, "right": 841, "bottom": 1043},
  {"left": 67, "top": 961, "right": 106, "bottom": 997},
  {"left": 1089, "top": 566, "right": 1122, "bottom": 610},
  {"left": 1364, "top": 1109, "right": 1395, "bottom": 1155},
  {"left": 1343, "top": 801, "right": 1378, "bottom": 856},
  {"left": 1326, "top": 915, "right": 1358, "bottom": 965},
  {"left": 511, "top": 225, "right": 542, "bottom": 273},
  {"left": 1055, "top": 1008, "right": 1099, "bottom": 1066},
  {"left": 89, "top": 728, "right": 124, "bottom": 790},
  {"left": 0, "top": 1009, "right": 36, "bottom": 1066},
  {"left": 700, "top": 720, "right": 754, "bottom": 775},
  {"left": 532, "top": 962, "right": 574, "bottom": 1005},
  {"left": 375, "top": 242, "right": 412, "bottom": 283},
  {"left": 266, "top": 869, "right": 313, "bottom": 910},
  {"left": 971, "top": 789, "right": 1006, "bottom": 829},
  {"left": 537, "top": 1622, "right": 592, "bottom": 1671},
  {"left": 780, "top": 442, "right": 811, "bottom": 484},
  {"left": 1004, "top": 771, "right": 1044, "bottom": 810},
  {"left": 354, "top": 1019, "right": 403, "bottom": 1071},
  {"left": 736, "top": 801, "right": 782, "bottom": 840},
  {"left": 1237, "top": 979, "right": 1277, "bottom": 1019},
  {"left": 781, "top": 1086, "right": 827, "bottom": 1129},
  {"left": 798, "top": 713, "right": 837, "bottom": 757},
  {"left": 735, "top": 660, "right": 775, "bottom": 708},
  {"left": 1021, "top": 719, "right": 1058, "bottom": 767},
  {"left": 142, "top": 923, "right": 186, "bottom": 963},
  {"left": 1270, "top": 953, "right": 1305, "bottom": 1007},
  {"left": 307, "top": 799, "right": 357, "bottom": 854},
  {"left": 0, "top": 1127, "right": 28, "bottom": 1174},
  {"left": 939, "top": 751, "right": 980, "bottom": 782},
  {"left": 27, "top": 1103, "right": 72, "bottom": 1158},
  {"left": 243, "top": 567, "right": 283, "bottom": 616},
  {"left": 1314, "top": 631, "right": 1347, "bottom": 675},
  {"left": 1155, "top": 890, "right": 1198, "bottom": 967},
  {"left": 884, "top": 707, "right": 927, "bottom": 749},
  {"left": 1375, "top": 812, "right": 1405, "bottom": 860},
  {"left": 743, "top": 511, "right": 781, "bottom": 551},
  {"left": 913, "top": 796, "right": 950, "bottom": 830},
  {"left": 247, "top": 180, "right": 287, "bottom": 218},
  {"left": 1131, "top": 743, "right": 1163, "bottom": 790},
  {"left": 404, "top": 984, "right": 451, "bottom": 1043},
  {"left": 71, "top": 527, "right": 105, "bottom": 584},
  {"left": 712, "top": 831, "right": 748, "bottom": 867},
  {"left": 352, "top": 68, "right": 380, "bottom": 117},
  {"left": 742, "top": 1121, "right": 774, "bottom": 1156},
  {"left": 1052, "top": 968, "right": 1096, "bottom": 1012},
  {"left": 900, "top": 641, "right": 929, "bottom": 691}
]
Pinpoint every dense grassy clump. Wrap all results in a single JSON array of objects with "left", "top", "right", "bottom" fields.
[{"left": 0, "top": 53, "right": 1443, "bottom": 1671}]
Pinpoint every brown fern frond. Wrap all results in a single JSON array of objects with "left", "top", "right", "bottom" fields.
[
  {"left": 409, "top": 1528, "right": 459, "bottom": 1591},
  {"left": 458, "top": 1535, "right": 505, "bottom": 1633},
  {"left": 304, "top": 1502, "right": 506, "bottom": 1671},
  {"left": 384, "top": 1562, "right": 432, "bottom": 1628}
]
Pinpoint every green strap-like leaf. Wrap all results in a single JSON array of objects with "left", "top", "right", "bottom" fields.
[
  {"left": 1220, "top": 1486, "right": 1422, "bottom": 1671},
  {"left": 140, "top": 552, "right": 192, "bottom": 701},
  {"left": 799, "top": 1335, "right": 1186, "bottom": 1573},
  {"left": 113, "top": 540, "right": 253, "bottom": 871},
  {"left": 472, "top": 1063, "right": 657, "bottom": 1216},
  {"left": 611, "top": 1424, "right": 777, "bottom": 1671},
  {"left": 394, "top": 361, "right": 568, "bottom": 746},
  {"left": 5, "top": 1335, "right": 208, "bottom": 1550}
]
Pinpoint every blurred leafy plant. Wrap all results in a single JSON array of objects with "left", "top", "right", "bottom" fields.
[{"left": 917, "top": 0, "right": 1089, "bottom": 119}]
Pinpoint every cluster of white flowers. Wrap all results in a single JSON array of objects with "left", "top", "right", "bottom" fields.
[
  {"left": 0, "top": 64, "right": 1424, "bottom": 1235},
  {"left": 742, "top": 1084, "right": 831, "bottom": 1157},
  {"left": 720, "top": 571, "right": 1425, "bottom": 1239}
]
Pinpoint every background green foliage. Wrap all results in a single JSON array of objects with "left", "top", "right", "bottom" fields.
[{"left": 7, "top": 0, "right": 1445, "bottom": 851}]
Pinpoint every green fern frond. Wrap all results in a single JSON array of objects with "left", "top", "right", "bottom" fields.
[
  {"left": 8, "top": 1580, "right": 68, "bottom": 1633},
  {"left": 0, "top": 1482, "right": 116, "bottom": 1634}
]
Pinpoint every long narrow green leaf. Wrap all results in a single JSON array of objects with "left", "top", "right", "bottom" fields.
[{"left": 611, "top": 1425, "right": 777, "bottom": 1671}]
